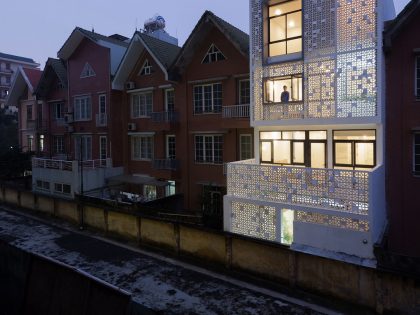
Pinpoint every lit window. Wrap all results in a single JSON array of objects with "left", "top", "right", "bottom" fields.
[
  {"left": 268, "top": 0, "right": 302, "bottom": 57},
  {"left": 132, "top": 92, "right": 152, "bottom": 118},
  {"left": 80, "top": 62, "right": 96, "bottom": 78},
  {"left": 202, "top": 44, "right": 226, "bottom": 64},
  {"left": 39, "top": 135, "right": 45, "bottom": 152},
  {"left": 265, "top": 75, "right": 303, "bottom": 103},
  {"left": 74, "top": 96, "right": 91, "bottom": 121},
  {"left": 139, "top": 59, "right": 152, "bottom": 76},
  {"left": 414, "top": 133, "right": 420, "bottom": 176},
  {"left": 132, "top": 136, "right": 153, "bottom": 160},
  {"left": 195, "top": 135, "right": 223, "bottom": 164},
  {"left": 333, "top": 130, "right": 376, "bottom": 169},
  {"left": 194, "top": 83, "right": 223, "bottom": 114}
]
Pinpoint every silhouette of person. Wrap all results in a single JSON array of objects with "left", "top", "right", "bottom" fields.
[{"left": 281, "top": 85, "right": 290, "bottom": 103}]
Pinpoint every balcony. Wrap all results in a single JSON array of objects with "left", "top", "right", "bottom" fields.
[
  {"left": 224, "top": 159, "right": 386, "bottom": 260},
  {"left": 32, "top": 158, "right": 74, "bottom": 171},
  {"left": 262, "top": 102, "right": 305, "bottom": 120},
  {"left": 151, "top": 111, "right": 179, "bottom": 123},
  {"left": 222, "top": 104, "right": 250, "bottom": 118},
  {"left": 96, "top": 113, "right": 108, "bottom": 127},
  {"left": 153, "top": 159, "right": 179, "bottom": 171}
]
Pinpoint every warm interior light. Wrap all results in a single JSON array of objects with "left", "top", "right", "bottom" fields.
[
  {"left": 275, "top": 9, "right": 282, "bottom": 15},
  {"left": 288, "top": 20, "right": 295, "bottom": 28}
]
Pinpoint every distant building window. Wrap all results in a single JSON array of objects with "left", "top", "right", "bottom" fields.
[
  {"left": 268, "top": 0, "right": 302, "bottom": 57},
  {"left": 74, "top": 136, "right": 92, "bottom": 161},
  {"left": 132, "top": 135, "right": 153, "bottom": 160},
  {"left": 193, "top": 83, "right": 223, "bottom": 114},
  {"left": 265, "top": 75, "right": 303, "bottom": 103},
  {"left": 139, "top": 59, "right": 152, "bottom": 76},
  {"left": 202, "top": 44, "right": 226, "bottom": 64},
  {"left": 53, "top": 103, "right": 64, "bottom": 120},
  {"left": 74, "top": 96, "right": 91, "bottom": 121},
  {"left": 36, "top": 180, "right": 50, "bottom": 191},
  {"left": 195, "top": 135, "right": 223, "bottom": 164},
  {"left": 240, "top": 134, "right": 253, "bottom": 160},
  {"left": 39, "top": 135, "right": 45, "bottom": 152},
  {"left": 99, "top": 136, "right": 107, "bottom": 160},
  {"left": 131, "top": 92, "right": 153, "bottom": 118},
  {"left": 165, "top": 89, "right": 175, "bottom": 111},
  {"left": 144, "top": 185, "right": 157, "bottom": 199},
  {"left": 53, "top": 136, "right": 65, "bottom": 154},
  {"left": 166, "top": 135, "right": 176, "bottom": 159},
  {"left": 80, "top": 62, "right": 96, "bottom": 78},
  {"left": 54, "top": 183, "right": 71, "bottom": 195},
  {"left": 414, "top": 133, "right": 420, "bottom": 176},
  {"left": 238, "top": 79, "right": 250, "bottom": 104},
  {"left": 27, "top": 135, "right": 34, "bottom": 151},
  {"left": 416, "top": 56, "right": 420, "bottom": 98}
]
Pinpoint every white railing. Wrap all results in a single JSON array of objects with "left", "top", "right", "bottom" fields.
[
  {"left": 96, "top": 113, "right": 107, "bottom": 127},
  {"left": 81, "top": 159, "right": 110, "bottom": 169},
  {"left": 262, "top": 102, "right": 305, "bottom": 120},
  {"left": 32, "top": 158, "right": 73, "bottom": 171},
  {"left": 222, "top": 104, "right": 250, "bottom": 118},
  {"left": 226, "top": 159, "right": 371, "bottom": 215}
]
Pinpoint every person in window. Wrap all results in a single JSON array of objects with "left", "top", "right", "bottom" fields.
[{"left": 281, "top": 85, "right": 290, "bottom": 103}]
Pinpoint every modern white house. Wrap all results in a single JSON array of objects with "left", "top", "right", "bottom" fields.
[{"left": 224, "top": 0, "right": 395, "bottom": 265}]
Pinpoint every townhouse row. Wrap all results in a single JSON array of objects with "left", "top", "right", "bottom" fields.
[{"left": 7, "top": 12, "right": 252, "bottom": 218}]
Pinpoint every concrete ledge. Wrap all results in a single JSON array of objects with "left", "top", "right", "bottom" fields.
[
  {"left": 36, "top": 196, "right": 54, "bottom": 214},
  {"left": 56, "top": 200, "right": 78, "bottom": 223},
  {"left": 107, "top": 211, "right": 138, "bottom": 240},
  {"left": 141, "top": 218, "right": 176, "bottom": 250},
  {"left": 84, "top": 206, "right": 106, "bottom": 230}
]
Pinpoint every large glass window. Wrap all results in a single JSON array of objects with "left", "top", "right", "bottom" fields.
[
  {"left": 53, "top": 103, "right": 64, "bottom": 120},
  {"left": 166, "top": 135, "right": 176, "bottom": 159},
  {"left": 74, "top": 135, "right": 92, "bottom": 161},
  {"left": 414, "top": 133, "right": 420, "bottom": 176},
  {"left": 240, "top": 134, "right": 253, "bottom": 160},
  {"left": 194, "top": 83, "right": 223, "bottom": 114},
  {"left": 265, "top": 75, "right": 303, "bottom": 103},
  {"left": 74, "top": 96, "right": 91, "bottom": 121},
  {"left": 99, "top": 136, "right": 107, "bottom": 160},
  {"left": 260, "top": 131, "right": 326, "bottom": 168},
  {"left": 132, "top": 92, "right": 153, "bottom": 118},
  {"left": 165, "top": 89, "right": 175, "bottom": 112},
  {"left": 268, "top": 0, "right": 302, "bottom": 57},
  {"left": 195, "top": 135, "right": 223, "bottom": 164},
  {"left": 238, "top": 79, "right": 250, "bottom": 105},
  {"left": 333, "top": 130, "right": 376, "bottom": 169},
  {"left": 132, "top": 136, "right": 153, "bottom": 160},
  {"left": 53, "top": 136, "right": 64, "bottom": 154}
]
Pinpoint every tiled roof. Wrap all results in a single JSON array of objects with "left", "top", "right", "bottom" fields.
[
  {"left": 48, "top": 58, "right": 68, "bottom": 86},
  {"left": 77, "top": 27, "right": 129, "bottom": 48},
  {"left": 34, "top": 58, "right": 68, "bottom": 96},
  {"left": 137, "top": 32, "right": 181, "bottom": 69},
  {"left": 22, "top": 68, "right": 42, "bottom": 90},
  {"left": 0, "top": 52, "right": 37, "bottom": 64}
]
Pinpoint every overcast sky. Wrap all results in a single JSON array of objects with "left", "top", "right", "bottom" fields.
[{"left": 1, "top": 0, "right": 411, "bottom": 68}]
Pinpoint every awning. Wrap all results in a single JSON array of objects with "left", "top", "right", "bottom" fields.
[{"left": 107, "top": 174, "right": 169, "bottom": 187}]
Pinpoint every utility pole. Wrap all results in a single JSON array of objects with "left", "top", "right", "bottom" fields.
[{"left": 79, "top": 137, "right": 84, "bottom": 230}]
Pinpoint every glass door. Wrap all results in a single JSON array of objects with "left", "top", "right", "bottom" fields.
[{"left": 310, "top": 142, "right": 326, "bottom": 168}]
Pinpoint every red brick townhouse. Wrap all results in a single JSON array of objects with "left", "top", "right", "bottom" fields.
[
  {"left": 30, "top": 28, "right": 128, "bottom": 198},
  {"left": 112, "top": 11, "right": 252, "bottom": 214},
  {"left": 6, "top": 67, "right": 42, "bottom": 153},
  {"left": 379, "top": 0, "right": 420, "bottom": 275}
]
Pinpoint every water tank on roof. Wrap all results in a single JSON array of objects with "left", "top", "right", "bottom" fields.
[{"left": 144, "top": 15, "right": 166, "bottom": 33}]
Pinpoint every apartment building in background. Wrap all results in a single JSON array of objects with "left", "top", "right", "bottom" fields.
[
  {"left": 0, "top": 52, "right": 39, "bottom": 110},
  {"left": 380, "top": 0, "right": 420, "bottom": 274},
  {"left": 223, "top": 0, "right": 395, "bottom": 264}
]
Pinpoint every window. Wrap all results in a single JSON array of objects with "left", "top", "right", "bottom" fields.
[
  {"left": 166, "top": 180, "right": 176, "bottom": 197},
  {"left": 27, "top": 105, "right": 33, "bottom": 120},
  {"left": 27, "top": 135, "right": 33, "bottom": 151},
  {"left": 53, "top": 136, "right": 64, "bottom": 154},
  {"left": 74, "top": 96, "right": 91, "bottom": 121},
  {"left": 195, "top": 135, "right": 223, "bottom": 164},
  {"left": 132, "top": 92, "right": 153, "bottom": 118},
  {"left": 414, "top": 133, "right": 420, "bottom": 176},
  {"left": 139, "top": 59, "right": 152, "bottom": 76},
  {"left": 74, "top": 136, "right": 92, "bottom": 161},
  {"left": 144, "top": 185, "right": 156, "bottom": 199},
  {"left": 165, "top": 89, "right": 175, "bottom": 111},
  {"left": 202, "top": 44, "right": 226, "bottom": 64},
  {"left": 80, "top": 62, "right": 96, "bottom": 78},
  {"left": 240, "top": 134, "right": 253, "bottom": 160},
  {"left": 238, "top": 79, "right": 250, "bottom": 105},
  {"left": 194, "top": 83, "right": 222, "bottom": 114},
  {"left": 54, "top": 183, "right": 71, "bottom": 195},
  {"left": 100, "top": 136, "right": 107, "bottom": 160},
  {"left": 268, "top": 0, "right": 302, "bottom": 57},
  {"left": 260, "top": 130, "right": 327, "bottom": 168},
  {"left": 132, "top": 136, "right": 153, "bottom": 160},
  {"left": 39, "top": 135, "right": 45, "bottom": 152},
  {"left": 416, "top": 56, "right": 420, "bottom": 98},
  {"left": 53, "top": 103, "right": 64, "bottom": 120},
  {"left": 265, "top": 75, "right": 303, "bottom": 103},
  {"left": 99, "top": 94, "right": 106, "bottom": 115},
  {"left": 36, "top": 180, "right": 50, "bottom": 191},
  {"left": 166, "top": 135, "right": 176, "bottom": 159},
  {"left": 333, "top": 130, "right": 376, "bottom": 169}
]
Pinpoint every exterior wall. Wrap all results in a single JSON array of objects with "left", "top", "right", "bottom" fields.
[
  {"left": 18, "top": 90, "right": 38, "bottom": 152},
  {"left": 386, "top": 13, "right": 420, "bottom": 257}
]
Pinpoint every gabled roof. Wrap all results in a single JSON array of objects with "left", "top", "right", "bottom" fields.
[
  {"left": 171, "top": 11, "right": 249, "bottom": 76},
  {"left": 6, "top": 67, "right": 42, "bottom": 106},
  {"left": 112, "top": 31, "right": 181, "bottom": 90},
  {"left": 34, "top": 58, "right": 68, "bottom": 98},
  {"left": 0, "top": 52, "right": 38, "bottom": 65},
  {"left": 384, "top": 0, "right": 420, "bottom": 50}
]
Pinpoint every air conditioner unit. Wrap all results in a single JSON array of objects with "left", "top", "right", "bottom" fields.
[
  {"left": 64, "top": 114, "right": 73, "bottom": 124},
  {"left": 67, "top": 126, "right": 74, "bottom": 133},
  {"left": 128, "top": 123, "right": 137, "bottom": 131},
  {"left": 126, "top": 81, "right": 135, "bottom": 90}
]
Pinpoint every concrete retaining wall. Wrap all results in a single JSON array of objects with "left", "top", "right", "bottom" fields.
[{"left": 1, "top": 187, "right": 420, "bottom": 314}]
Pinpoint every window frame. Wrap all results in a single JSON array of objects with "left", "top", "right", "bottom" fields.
[
  {"left": 193, "top": 83, "right": 223, "bottom": 114},
  {"left": 238, "top": 79, "right": 250, "bottom": 105},
  {"left": 132, "top": 135, "right": 153, "bottom": 161},
  {"left": 99, "top": 136, "right": 107, "bottom": 160},
  {"left": 166, "top": 135, "right": 176, "bottom": 159},
  {"left": 53, "top": 102, "right": 64, "bottom": 120},
  {"left": 264, "top": 74, "right": 303, "bottom": 103},
  {"left": 240, "top": 134, "right": 253, "bottom": 160},
  {"left": 268, "top": 0, "right": 303, "bottom": 57},
  {"left": 165, "top": 88, "right": 175, "bottom": 112},
  {"left": 80, "top": 62, "right": 96, "bottom": 78},
  {"left": 202, "top": 44, "right": 226, "bottom": 64},
  {"left": 74, "top": 135, "right": 92, "bottom": 161},
  {"left": 195, "top": 134, "right": 223, "bottom": 165},
  {"left": 139, "top": 59, "right": 152, "bottom": 76},
  {"left": 131, "top": 92, "right": 153, "bottom": 118},
  {"left": 53, "top": 136, "right": 65, "bottom": 155},
  {"left": 74, "top": 96, "right": 92, "bottom": 121}
]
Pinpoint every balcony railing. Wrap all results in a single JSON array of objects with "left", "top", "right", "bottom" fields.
[
  {"left": 96, "top": 113, "right": 107, "bottom": 127},
  {"left": 262, "top": 102, "right": 305, "bottom": 120},
  {"left": 153, "top": 159, "right": 179, "bottom": 171},
  {"left": 151, "top": 111, "right": 179, "bottom": 123},
  {"left": 222, "top": 104, "right": 250, "bottom": 118},
  {"left": 32, "top": 158, "right": 73, "bottom": 171},
  {"left": 81, "top": 159, "right": 110, "bottom": 168},
  {"left": 226, "top": 159, "right": 370, "bottom": 215}
]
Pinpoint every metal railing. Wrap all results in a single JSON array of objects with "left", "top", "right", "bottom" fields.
[
  {"left": 153, "top": 159, "right": 179, "bottom": 171},
  {"left": 81, "top": 159, "right": 109, "bottom": 168},
  {"left": 222, "top": 104, "right": 250, "bottom": 118},
  {"left": 96, "top": 113, "right": 107, "bottom": 127},
  {"left": 151, "top": 111, "right": 179, "bottom": 123},
  {"left": 32, "top": 158, "right": 73, "bottom": 171}
]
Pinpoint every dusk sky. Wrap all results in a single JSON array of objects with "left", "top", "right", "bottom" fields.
[{"left": 1, "top": 0, "right": 411, "bottom": 68}]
